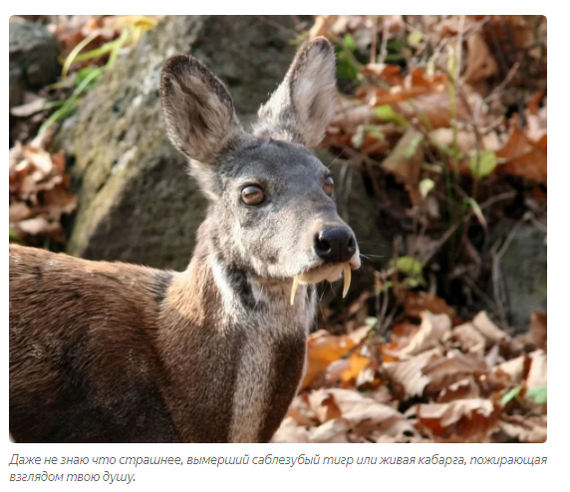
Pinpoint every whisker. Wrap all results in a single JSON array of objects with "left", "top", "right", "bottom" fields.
[
  {"left": 329, "top": 281, "right": 337, "bottom": 296},
  {"left": 359, "top": 253, "right": 385, "bottom": 259},
  {"left": 326, "top": 150, "right": 344, "bottom": 168},
  {"left": 254, "top": 284, "right": 264, "bottom": 308}
]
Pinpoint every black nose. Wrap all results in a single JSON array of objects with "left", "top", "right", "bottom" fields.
[{"left": 314, "top": 227, "right": 357, "bottom": 263}]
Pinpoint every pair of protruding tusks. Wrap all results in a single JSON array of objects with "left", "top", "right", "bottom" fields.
[{"left": 290, "top": 263, "right": 352, "bottom": 306}]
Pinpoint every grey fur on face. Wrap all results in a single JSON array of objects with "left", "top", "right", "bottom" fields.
[{"left": 160, "top": 37, "right": 360, "bottom": 285}]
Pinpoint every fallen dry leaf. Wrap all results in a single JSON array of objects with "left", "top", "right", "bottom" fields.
[
  {"left": 396, "top": 90, "right": 483, "bottom": 129},
  {"left": 308, "top": 388, "right": 401, "bottom": 426},
  {"left": 270, "top": 417, "right": 310, "bottom": 443},
  {"left": 472, "top": 311, "right": 509, "bottom": 346},
  {"left": 386, "top": 311, "right": 451, "bottom": 358},
  {"left": 10, "top": 95, "right": 48, "bottom": 118},
  {"left": 384, "top": 347, "right": 443, "bottom": 398},
  {"left": 417, "top": 398, "right": 501, "bottom": 442},
  {"left": 302, "top": 326, "right": 371, "bottom": 389},
  {"left": 498, "top": 414, "right": 546, "bottom": 443},
  {"left": 9, "top": 132, "right": 77, "bottom": 245},
  {"left": 423, "top": 353, "right": 487, "bottom": 395},
  {"left": 437, "top": 377, "right": 480, "bottom": 402},
  {"left": 382, "top": 127, "right": 424, "bottom": 204},
  {"left": 331, "top": 95, "right": 380, "bottom": 135},
  {"left": 15, "top": 217, "right": 62, "bottom": 238},
  {"left": 525, "top": 350, "right": 547, "bottom": 390},
  {"left": 463, "top": 31, "right": 499, "bottom": 84},
  {"left": 403, "top": 291, "right": 459, "bottom": 322},
  {"left": 496, "top": 118, "right": 547, "bottom": 183},
  {"left": 284, "top": 396, "right": 318, "bottom": 427},
  {"left": 9, "top": 202, "right": 34, "bottom": 223},
  {"left": 493, "top": 354, "right": 529, "bottom": 385},
  {"left": 529, "top": 312, "right": 547, "bottom": 351},
  {"left": 309, "top": 418, "right": 350, "bottom": 443},
  {"left": 339, "top": 353, "right": 372, "bottom": 386},
  {"left": 451, "top": 322, "right": 487, "bottom": 356},
  {"left": 308, "top": 388, "right": 417, "bottom": 441},
  {"left": 429, "top": 128, "right": 502, "bottom": 155}
]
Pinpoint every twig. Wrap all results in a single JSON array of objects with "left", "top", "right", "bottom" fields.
[
  {"left": 390, "top": 236, "right": 403, "bottom": 302},
  {"left": 255, "top": 16, "right": 299, "bottom": 37},
  {"left": 527, "top": 213, "right": 547, "bottom": 234},
  {"left": 340, "top": 146, "right": 385, "bottom": 199},
  {"left": 520, "top": 39, "right": 547, "bottom": 52},
  {"left": 379, "top": 303, "right": 399, "bottom": 336},
  {"left": 456, "top": 15, "right": 466, "bottom": 79},
  {"left": 484, "top": 62, "right": 520, "bottom": 104},
  {"left": 378, "top": 17, "right": 389, "bottom": 65},
  {"left": 418, "top": 191, "right": 516, "bottom": 265},
  {"left": 490, "top": 214, "right": 528, "bottom": 327},
  {"left": 370, "top": 15, "right": 378, "bottom": 64},
  {"left": 479, "top": 190, "right": 516, "bottom": 210},
  {"left": 495, "top": 215, "right": 525, "bottom": 260},
  {"left": 289, "top": 15, "right": 305, "bottom": 33},
  {"left": 491, "top": 248, "right": 508, "bottom": 328},
  {"left": 487, "top": 16, "right": 510, "bottom": 77},
  {"left": 462, "top": 273, "right": 499, "bottom": 315}
]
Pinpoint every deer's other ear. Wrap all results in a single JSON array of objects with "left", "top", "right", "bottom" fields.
[
  {"left": 160, "top": 55, "right": 242, "bottom": 163},
  {"left": 253, "top": 37, "right": 336, "bottom": 149}
]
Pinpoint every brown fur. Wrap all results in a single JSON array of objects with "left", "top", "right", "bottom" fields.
[
  {"left": 9, "top": 230, "right": 305, "bottom": 442},
  {"left": 10, "top": 244, "right": 179, "bottom": 441}
]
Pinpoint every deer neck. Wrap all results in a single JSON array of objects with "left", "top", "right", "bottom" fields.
[{"left": 157, "top": 223, "right": 316, "bottom": 442}]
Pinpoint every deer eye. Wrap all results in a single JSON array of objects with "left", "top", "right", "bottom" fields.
[
  {"left": 323, "top": 176, "right": 335, "bottom": 196},
  {"left": 241, "top": 185, "right": 265, "bottom": 205}
]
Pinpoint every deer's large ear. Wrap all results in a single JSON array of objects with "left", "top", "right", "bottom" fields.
[
  {"left": 253, "top": 37, "right": 336, "bottom": 149},
  {"left": 160, "top": 55, "right": 243, "bottom": 163}
]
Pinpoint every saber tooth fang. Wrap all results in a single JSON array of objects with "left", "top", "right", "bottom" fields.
[
  {"left": 342, "top": 264, "right": 351, "bottom": 298},
  {"left": 290, "top": 274, "right": 300, "bottom": 305}
]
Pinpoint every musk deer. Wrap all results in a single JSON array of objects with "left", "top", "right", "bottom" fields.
[{"left": 9, "top": 37, "right": 360, "bottom": 442}]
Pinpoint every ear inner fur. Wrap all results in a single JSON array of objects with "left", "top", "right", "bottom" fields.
[
  {"left": 253, "top": 37, "right": 336, "bottom": 148},
  {"left": 160, "top": 55, "right": 243, "bottom": 163}
]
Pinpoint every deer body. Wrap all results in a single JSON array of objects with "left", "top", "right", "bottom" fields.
[
  {"left": 10, "top": 225, "right": 311, "bottom": 442},
  {"left": 9, "top": 38, "right": 360, "bottom": 442}
]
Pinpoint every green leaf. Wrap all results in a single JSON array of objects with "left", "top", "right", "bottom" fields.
[
  {"left": 40, "top": 66, "right": 105, "bottom": 134},
  {"left": 465, "top": 197, "right": 488, "bottom": 233},
  {"left": 401, "top": 277, "right": 424, "bottom": 288},
  {"left": 9, "top": 229, "right": 23, "bottom": 244},
  {"left": 336, "top": 50, "right": 360, "bottom": 81},
  {"left": 61, "top": 30, "right": 100, "bottom": 77},
  {"left": 469, "top": 150, "right": 497, "bottom": 180},
  {"left": 421, "top": 162, "right": 442, "bottom": 173},
  {"left": 74, "top": 67, "right": 104, "bottom": 90},
  {"left": 501, "top": 386, "right": 522, "bottom": 405},
  {"left": 351, "top": 125, "right": 384, "bottom": 148},
  {"left": 390, "top": 256, "right": 424, "bottom": 277},
  {"left": 374, "top": 105, "right": 409, "bottom": 127},
  {"left": 526, "top": 385, "right": 547, "bottom": 405},
  {"left": 343, "top": 33, "right": 356, "bottom": 52},
  {"left": 407, "top": 31, "right": 423, "bottom": 47},
  {"left": 365, "top": 317, "right": 378, "bottom": 327},
  {"left": 400, "top": 134, "right": 423, "bottom": 158},
  {"left": 389, "top": 256, "right": 426, "bottom": 288},
  {"left": 419, "top": 178, "right": 435, "bottom": 198},
  {"left": 385, "top": 53, "right": 405, "bottom": 62}
]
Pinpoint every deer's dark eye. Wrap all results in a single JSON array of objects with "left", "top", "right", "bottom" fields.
[
  {"left": 323, "top": 176, "right": 335, "bottom": 196},
  {"left": 241, "top": 185, "right": 265, "bottom": 205}
]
